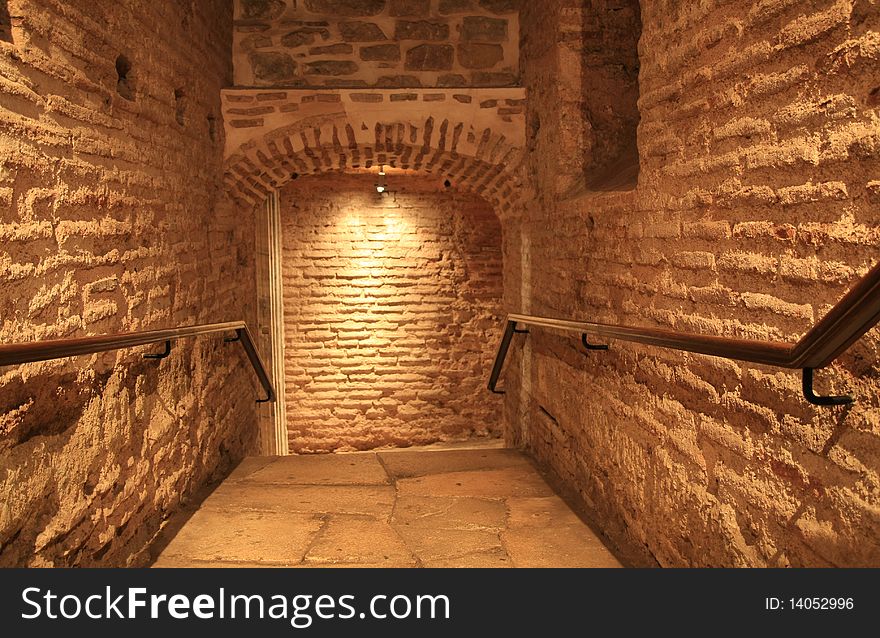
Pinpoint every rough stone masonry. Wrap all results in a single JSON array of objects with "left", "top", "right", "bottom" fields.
[
  {"left": 0, "top": 1, "right": 260, "bottom": 566},
  {"left": 509, "top": 0, "right": 880, "bottom": 567},
  {"left": 233, "top": 0, "right": 521, "bottom": 88}
]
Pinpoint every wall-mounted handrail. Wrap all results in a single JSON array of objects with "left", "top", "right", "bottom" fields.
[
  {"left": 489, "top": 261, "right": 880, "bottom": 406},
  {"left": 0, "top": 321, "right": 276, "bottom": 403}
]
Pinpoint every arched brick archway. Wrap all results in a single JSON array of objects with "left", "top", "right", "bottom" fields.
[
  {"left": 221, "top": 87, "right": 528, "bottom": 454},
  {"left": 221, "top": 87, "right": 528, "bottom": 215}
]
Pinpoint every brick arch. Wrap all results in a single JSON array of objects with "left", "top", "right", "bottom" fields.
[{"left": 221, "top": 88, "right": 528, "bottom": 216}]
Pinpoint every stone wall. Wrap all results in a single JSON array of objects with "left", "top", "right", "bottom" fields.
[
  {"left": 233, "top": 0, "right": 520, "bottom": 88},
  {"left": 0, "top": 0, "right": 261, "bottom": 566},
  {"left": 509, "top": 0, "right": 880, "bottom": 567},
  {"left": 280, "top": 173, "right": 504, "bottom": 452}
]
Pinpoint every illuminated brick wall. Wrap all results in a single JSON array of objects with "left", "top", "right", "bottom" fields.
[{"left": 279, "top": 173, "right": 504, "bottom": 452}]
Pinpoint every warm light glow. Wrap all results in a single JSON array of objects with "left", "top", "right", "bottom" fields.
[
  {"left": 338, "top": 208, "right": 414, "bottom": 278},
  {"left": 376, "top": 185, "right": 386, "bottom": 193}
]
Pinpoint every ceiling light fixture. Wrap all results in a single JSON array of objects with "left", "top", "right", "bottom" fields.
[{"left": 376, "top": 165, "right": 387, "bottom": 194}]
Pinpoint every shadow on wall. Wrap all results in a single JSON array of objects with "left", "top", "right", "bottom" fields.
[
  {"left": 0, "top": 343, "right": 259, "bottom": 567},
  {"left": 0, "top": 367, "right": 114, "bottom": 453}
]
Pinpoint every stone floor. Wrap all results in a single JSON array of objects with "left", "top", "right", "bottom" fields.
[{"left": 151, "top": 442, "right": 623, "bottom": 568}]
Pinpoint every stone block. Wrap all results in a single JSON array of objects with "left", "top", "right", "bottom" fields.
[
  {"left": 395, "top": 20, "right": 451, "bottom": 41},
  {"left": 439, "top": 0, "right": 474, "bottom": 14},
  {"left": 458, "top": 42, "right": 504, "bottom": 69},
  {"left": 360, "top": 43, "right": 401, "bottom": 61},
  {"left": 461, "top": 16, "right": 508, "bottom": 41},
  {"left": 310, "top": 43, "right": 354, "bottom": 55},
  {"left": 471, "top": 70, "right": 517, "bottom": 85},
  {"left": 304, "top": 0, "right": 387, "bottom": 17},
  {"left": 239, "top": 0, "right": 286, "bottom": 20},
  {"left": 305, "top": 60, "right": 359, "bottom": 75},
  {"left": 404, "top": 44, "right": 454, "bottom": 71},
  {"left": 250, "top": 51, "right": 297, "bottom": 82},
  {"left": 376, "top": 75, "right": 422, "bottom": 86},
  {"left": 479, "top": 0, "right": 520, "bottom": 13},
  {"left": 339, "top": 21, "right": 388, "bottom": 41},
  {"left": 281, "top": 27, "right": 331, "bottom": 47},
  {"left": 389, "top": 0, "right": 431, "bottom": 17},
  {"left": 438, "top": 73, "right": 468, "bottom": 87},
  {"left": 240, "top": 34, "right": 273, "bottom": 50},
  {"left": 350, "top": 93, "right": 385, "bottom": 102}
]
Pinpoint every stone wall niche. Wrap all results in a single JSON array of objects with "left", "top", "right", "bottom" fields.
[
  {"left": 581, "top": 0, "right": 641, "bottom": 191},
  {"left": 0, "top": 0, "right": 12, "bottom": 42}
]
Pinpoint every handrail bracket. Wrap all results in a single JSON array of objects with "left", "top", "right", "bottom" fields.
[
  {"left": 144, "top": 340, "right": 172, "bottom": 360},
  {"left": 582, "top": 333, "right": 609, "bottom": 352},
  {"left": 488, "top": 320, "right": 526, "bottom": 395},
  {"left": 802, "top": 368, "right": 853, "bottom": 407}
]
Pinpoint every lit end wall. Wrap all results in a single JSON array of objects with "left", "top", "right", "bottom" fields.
[{"left": 279, "top": 173, "right": 504, "bottom": 452}]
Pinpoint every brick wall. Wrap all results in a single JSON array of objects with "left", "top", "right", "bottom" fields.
[
  {"left": 0, "top": 0, "right": 260, "bottom": 566},
  {"left": 509, "top": 0, "right": 880, "bottom": 566},
  {"left": 233, "top": 0, "right": 520, "bottom": 88},
  {"left": 280, "top": 173, "right": 504, "bottom": 452}
]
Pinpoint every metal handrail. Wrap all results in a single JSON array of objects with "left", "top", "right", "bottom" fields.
[
  {"left": 0, "top": 321, "right": 276, "bottom": 403},
  {"left": 489, "top": 261, "right": 880, "bottom": 406}
]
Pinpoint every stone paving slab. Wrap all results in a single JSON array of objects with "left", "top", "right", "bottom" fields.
[
  {"left": 152, "top": 558, "right": 287, "bottom": 568},
  {"left": 236, "top": 453, "right": 390, "bottom": 486},
  {"left": 393, "top": 495, "right": 507, "bottom": 530},
  {"left": 304, "top": 515, "right": 416, "bottom": 567},
  {"left": 396, "top": 467, "right": 556, "bottom": 499},
  {"left": 200, "top": 483, "right": 396, "bottom": 517},
  {"left": 225, "top": 456, "right": 277, "bottom": 481},
  {"left": 422, "top": 549, "right": 512, "bottom": 568},
  {"left": 159, "top": 509, "right": 323, "bottom": 566},
  {"left": 392, "top": 495, "right": 509, "bottom": 564},
  {"left": 503, "top": 498, "right": 622, "bottom": 568},
  {"left": 395, "top": 524, "right": 504, "bottom": 563},
  {"left": 378, "top": 448, "right": 531, "bottom": 479}
]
